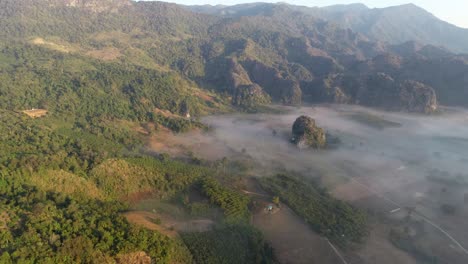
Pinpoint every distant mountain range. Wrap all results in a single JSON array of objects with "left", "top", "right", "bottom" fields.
[
  {"left": 188, "top": 2, "right": 468, "bottom": 54},
  {"left": 0, "top": 0, "right": 467, "bottom": 114}
]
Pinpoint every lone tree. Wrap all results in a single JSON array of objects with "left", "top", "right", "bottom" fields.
[{"left": 291, "top": 116, "right": 327, "bottom": 149}]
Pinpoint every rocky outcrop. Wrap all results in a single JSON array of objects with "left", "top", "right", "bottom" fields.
[
  {"left": 399, "top": 80, "right": 438, "bottom": 113},
  {"left": 116, "top": 251, "right": 151, "bottom": 264},
  {"left": 243, "top": 60, "right": 302, "bottom": 105},
  {"left": 227, "top": 59, "right": 271, "bottom": 108},
  {"left": 232, "top": 84, "right": 271, "bottom": 108},
  {"left": 324, "top": 73, "right": 438, "bottom": 113},
  {"left": 291, "top": 116, "right": 327, "bottom": 149},
  {"left": 227, "top": 58, "right": 252, "bottom": 89}
]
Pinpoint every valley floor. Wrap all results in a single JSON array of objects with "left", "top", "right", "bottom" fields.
[{"left": 144, "top": 104, "right": 468, "bottom": 264}]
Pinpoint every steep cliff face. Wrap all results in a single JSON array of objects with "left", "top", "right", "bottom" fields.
[
  {"left": 227, "top": 59, "right": 271, "bottom": 108},
  {"left": 232, "top": 84, "right": 271, "bottom": 108},
  {"left": 399, "top": 80, "right": 438, "bottom": 114},
  {"left": 323, "top": 73, "right": 439, "bottom": 113},
  {"left": 357, "top": 73, "right": 402, "bottom": 109},
  {"left": 243, "top": 60, "right": 302, "bottom": 105},
  {"left": 291, "top": 116, "right": 327, "bottom": 149}
]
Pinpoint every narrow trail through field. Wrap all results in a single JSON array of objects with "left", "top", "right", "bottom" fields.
[{"left": 325, "top": 239, "right": 349, "bottom": 264}]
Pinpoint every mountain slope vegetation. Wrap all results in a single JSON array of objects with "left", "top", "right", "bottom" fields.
[
  {"left": 2, "top": 0, "right": 468, "bottom": 113},
  {"left": 191, "top": 2, "right": 468, "bottom": 54}
]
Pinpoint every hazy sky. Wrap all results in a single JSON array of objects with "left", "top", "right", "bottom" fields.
[{"left": 155, "top": 0, "right": 468, "bottom": 28}]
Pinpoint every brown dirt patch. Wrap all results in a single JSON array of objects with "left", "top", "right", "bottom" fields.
[
  {"left": 86, "top": 47, "right": 121, "bottom": 61},
  {"left": 133, "top": 125, "right": 150, "bottom": 135},
  {"left": 194, "top": 90, "right": 215, "bottom": 102},
  {"left": 124, "top": 211, "right": 178, "bottom": 238},
  {"left": 31, "top": 38, "right": 74, "bottom": 53},
  {"left": 154, "top": 108, "right": 183, "bottom": 119},
  {"left": 116, "top": 251, "right": 151, "bottom": 264},
  {"left": 22, "top": 109, "right": 48, "bottom": 118},
  {"left": 148, "top": 129, "right": 187, "bottom": 157},
  {"left": 148, "top": 129, "right": 233, "bottom": 160},
  {"left": 124, "top": 211, "right": 214, "bottom": 238},
  {"left": 0, "top": 211, "right": 10, "bottom": 230}
]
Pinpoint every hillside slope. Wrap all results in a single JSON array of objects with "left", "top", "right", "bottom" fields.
[
  {"left": 315, "top": 3, "right": 468, "bottom": 54},
  {"left": 190, "top": 2, "right": 468, "bottom": 54},
  {"left": 1, "top": 0, "right": 468, "bottom": 113}
]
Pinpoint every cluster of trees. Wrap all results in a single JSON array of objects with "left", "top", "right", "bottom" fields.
[
  {"left": 89, "top": 157, "right": 215, "bottom": 200},
  {"left": 199, "top": 177, "right": 251, "bottom": 223},
  {"left": 147, "top": 113, "right": 206, "bottom": 133},
  {"left": 0, "top": 183, "right": 192, "bottom": 263},
  {"left": 0, "top": 44, "right": 216, "bottom": 124},
  {"left": 0, "top": 111, "right": 111, "bottom": 177},
  {"left": 259, "top": 174, "right": 368, "bottom": 247},
  {"left": 181, "top": 225, "right": 277, "bottom": 264},
  {"left": 0, "top": 97, "right": 272, "bottom": 263}
]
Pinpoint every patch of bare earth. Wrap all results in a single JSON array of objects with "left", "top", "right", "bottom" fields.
[
  {"left": 123, "top": 211, "right": 214, "bottom": 238},
  {"left": 148, "top": 128, "right": 188, "bottom": 157},
  {"left": 22, "top": 109, "right": 48, "bottom": 118},
  {"left": 148, "top": 128, "right": 234, "bottom": 160},
  {"left": 194, "top": 90, "right": 215, "bottom": 103},
  {"left": 154, "top": 108, "right": 183, "bottom": 119},
  {"left": 124, "top": 211, "right": 178, "bottom": 237},
  {"left": 0, "top": 211, "right": 10, "bottom": 230},
  {"left": 31, "top": 38, "right": 74, "bottom": 53},
  {"left": 116, "top": 251, "right": 151, "bottom": 264},
  {"left": 86, "top": 47, "right": 121, "bottom": 61}
]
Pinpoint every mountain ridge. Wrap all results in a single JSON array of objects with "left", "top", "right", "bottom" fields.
[
  {"left": 1, "top": 0, "right": 467, "bottom": 113},
  {"left": 187, "top": 2, "right": 468, "bottom": 53}
]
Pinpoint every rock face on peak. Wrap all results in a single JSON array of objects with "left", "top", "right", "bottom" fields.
[
  {"left": 227, "top": 59, "right": 271, "bottom": 108},
  {"left": 291, "top": 116, "right": 327, "bottom": 149},
  {"left": 243, "top": 59, "right": 302, "bottom": 105},
  {"left": 322, "top": 73, "right": 439, "bottom": 113},
  {"left": 399, "top": 80, "right": 438, "bottom": 114}
]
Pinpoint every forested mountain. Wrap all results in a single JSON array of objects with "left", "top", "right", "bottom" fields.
[
  {"left": 2, "top": 0, "right": 468, "bottom": 113},
  {"left": 190, "top": 2, "right": 468, "bottom": 54},
  {"left": 313, "top": 3, "right": 468, "bottom": 54}
]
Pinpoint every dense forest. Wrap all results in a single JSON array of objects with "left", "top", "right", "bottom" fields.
[{"left": 0, "top": 107, "right": 276, "bottom": 263}]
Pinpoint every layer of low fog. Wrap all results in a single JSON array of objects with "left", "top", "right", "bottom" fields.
[
  {"left": 201, "top": 105, "right": 468, "bottom": 185},
  {"left": 161, "top": 104, "right": 468, "bottom": 259}
]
